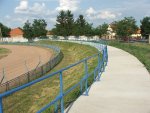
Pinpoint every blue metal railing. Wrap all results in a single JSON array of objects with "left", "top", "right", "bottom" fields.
[{"left": 0, "top": 41, "right": 108, "bottom": 113}]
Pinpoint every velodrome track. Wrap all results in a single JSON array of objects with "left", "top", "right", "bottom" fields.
[{"left": 0, "top": 45, "right": 53, "bottom": 83}]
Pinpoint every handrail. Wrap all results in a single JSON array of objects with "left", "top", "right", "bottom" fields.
[{"left": 0, "top": 41, "right": 108, "bottom": 113}]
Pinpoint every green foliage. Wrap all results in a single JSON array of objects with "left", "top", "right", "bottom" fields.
[
  {"left": 94, "top": 23, "right": 108, "bottom": 37},
  {"left": 114, "top": 17, "right": 138, "bottom": 40},
  {"left": 32, "top": 19, "right": 47, "bottom": 37},
  {"left": 73, "top": 15, "right": 87, "bottom": 36},
  {"left": 55, "top": 10, "right": 74, "bottom": 37},
  {"left": 54, "top": 11, "right": 94, "bottom": 37},
  {"left": 0, "top": 23, "right": 11, "bottom": 37},
  {"left": 23, "top": 20, "right": 34, "bottom": 41},
  {"left": 23, "top": 19, "right": 47, "bottom": 41},
  {"left": 0, "top": 47, "right": 11, "bottom": 59},
  {"left": 140, "top": 16, "right": 150, "bottom": 39}
]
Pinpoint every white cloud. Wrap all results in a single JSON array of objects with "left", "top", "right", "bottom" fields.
[
  {"left": 29, "top": 3, "right": 46, "bottom": 15},
  {"left": 15, "top": 1, "right": 54, "bottom": 16},
  {"left": 86, "top": 7, "right": 96, "bottom": 15},
  {"left": 56, "top": 0, "right": 79, "bottom": 12},
  {"left": 97, "top": 11, "right": 117, "bottom": 19},
  {"left": 86, "top": 7, "right": 122, "bottom": 20},
  {"left": 15, "top": 0, "right": 28, "bottom": 13}
]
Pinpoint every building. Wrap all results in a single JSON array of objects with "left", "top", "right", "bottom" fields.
[
  {"left": 9, "top": 28, "right": 24, "bottom": 38},
  {"left": 106, "top": 24, "right": 116, "bottom": 39},
  {"left": 131, "top": 29, "right": 142, "bottom": 40},
  {"left": 8, "top": 28, "right": 28, "bottom": 42}
]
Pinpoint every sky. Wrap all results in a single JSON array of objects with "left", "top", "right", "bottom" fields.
[{"left": 0, "top": 0, "right": 150, "bottom": 29}]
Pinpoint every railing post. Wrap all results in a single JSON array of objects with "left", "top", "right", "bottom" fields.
[
  {"left": 54, "top": 101, "right": 58, "bottom": 113},
  {"left": 0, "top": 97, "right": 3, "bottom": 113},
  {"left": 80, "top": 81, "right": 83, "bottom": 94},
  {"left": 84, "top": 60, "right": 88, "bottom": 96},
  {"left": 106, "top": 46, "right": 108, "bottom": 65},
  {"left": 102, "top": 49, "right": 105, "bottom": 72},
  {"left": 59, "top": 72, "right": 64, "bottom": 113},
  {"left": 98, "top": 53, "right": 101, "bottom": 81},
  {"left": 94, "top": 69, "right": 96, "bottom": 81}
]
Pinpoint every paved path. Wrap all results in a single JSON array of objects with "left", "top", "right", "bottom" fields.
[
  {"left": 0, "top": 45, "right": 53, "bottom": 83},
  {"left": 66, "top": 46, "right": 150, "bottom": 113}
]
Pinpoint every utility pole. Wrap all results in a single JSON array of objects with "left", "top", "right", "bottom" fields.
[
  {"left": 0, "top": 27, "right": 2, "bottom": 41},
  {"left": 148, "top": 34, "right": 150, "bottom": 44}
]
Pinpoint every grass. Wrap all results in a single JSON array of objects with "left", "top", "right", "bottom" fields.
[
  {"left": 3, "top": 40, "right": 99, "bottom": 113},
  {"left": 0, "top": 47, "right": 11, "bottom": 59},
  {"left": 107, "top": 40, "right": 150, "bottom": 72}
]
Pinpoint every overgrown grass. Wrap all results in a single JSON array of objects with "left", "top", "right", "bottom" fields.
[
  {"left": 107, "top": 41, "right": 150, "bottom": 72},
  {"left": 0, "top": 47, "right": 11, "bottom": 59},
  {"left": 3, "top": 41, "right": 99, "bottom": 113}
]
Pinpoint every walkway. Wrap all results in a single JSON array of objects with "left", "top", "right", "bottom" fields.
[{"left": 66, "top": 46, "right": 150, "bottom": 113}]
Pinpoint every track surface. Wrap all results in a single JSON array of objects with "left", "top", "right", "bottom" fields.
[{"left": 0, "top": 45, "right": 53, "bottom": 83}]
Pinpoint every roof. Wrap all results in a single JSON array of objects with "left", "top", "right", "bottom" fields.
[
  {"left": 136, "top": 29, "right": 141, "bottom": 34},
  {"left": 47, "top": 31, "right": 53, "bottom": 35},
  {"left": 9, "top": 28, "right": 23, "bottom": 36}
]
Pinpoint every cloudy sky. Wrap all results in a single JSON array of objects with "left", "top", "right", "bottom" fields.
[{"left": 0, "top": 0, "right": 150, "bottom": 29}]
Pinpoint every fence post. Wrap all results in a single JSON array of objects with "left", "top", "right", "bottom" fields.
[
  {"left": 0, "top": 68, "right": 5, "bottom": 84},
  {"left": 41, "top": 66, "right": 44, "bottom": 76},
  {"left": 24, "top": 60, "right": 30, "bottom": 82},
  {"left": 59, "top": 71, "right": 64, "bottom": 113},
  {"left": 6, "top": 82, "right": 9, "bottom": 91},
  {"left": 0, "top": 97, "right": 3, "bottom": 113},
  {"left": 84, "top": 60, "right": 88, "bottom": 96}
]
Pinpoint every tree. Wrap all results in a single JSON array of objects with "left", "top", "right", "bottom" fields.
[
  {"left": 32, "top": 19, "right": 47, "bottom": 37},
  {"left": 74, "top": 15, "right": 87, "bottom": 36},
  {"left": 65, "top": 10, "right": 74, "bottom": 36},
  {"left": 23, "top": 20, "right": 34, "bottom": 42},
  {"left": 55, "top": 10, "right": 74, "bottom": 38},
  {"left": 94, "top": 23, "right": 108, "bottom": 38},
  {"left": 140, "top": 16, "right": 150, "bottom": 39},
  {"left": 55, "top": 10, "right": 66, "bottom": 36},
  {"left": 115, "top": 17, "right": 138, "bottom": 41},
  {"left": 84, "top": 23, "right": 93, "bottom": 37},
  {"left": 23, "top": 19, "right": 47, "bottom": 42},
  {"left": 0, "top": 23, "right": 11, "bottom": 37}
]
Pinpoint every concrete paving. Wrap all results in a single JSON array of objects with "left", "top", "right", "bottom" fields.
[{"left": 66, "top": 46, "right": 150, "bottom": 113}]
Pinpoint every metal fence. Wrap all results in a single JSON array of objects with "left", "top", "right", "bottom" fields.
[
  {"left": 0, "top": 43, "right": 63, "bottom": 93},
  {"left": 0, "top": 41, "right": 108, "bottom": 113}
]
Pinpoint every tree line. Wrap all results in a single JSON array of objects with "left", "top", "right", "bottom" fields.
[{"left": 0, "top": 10, "right": 150, "bottom": 41}]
